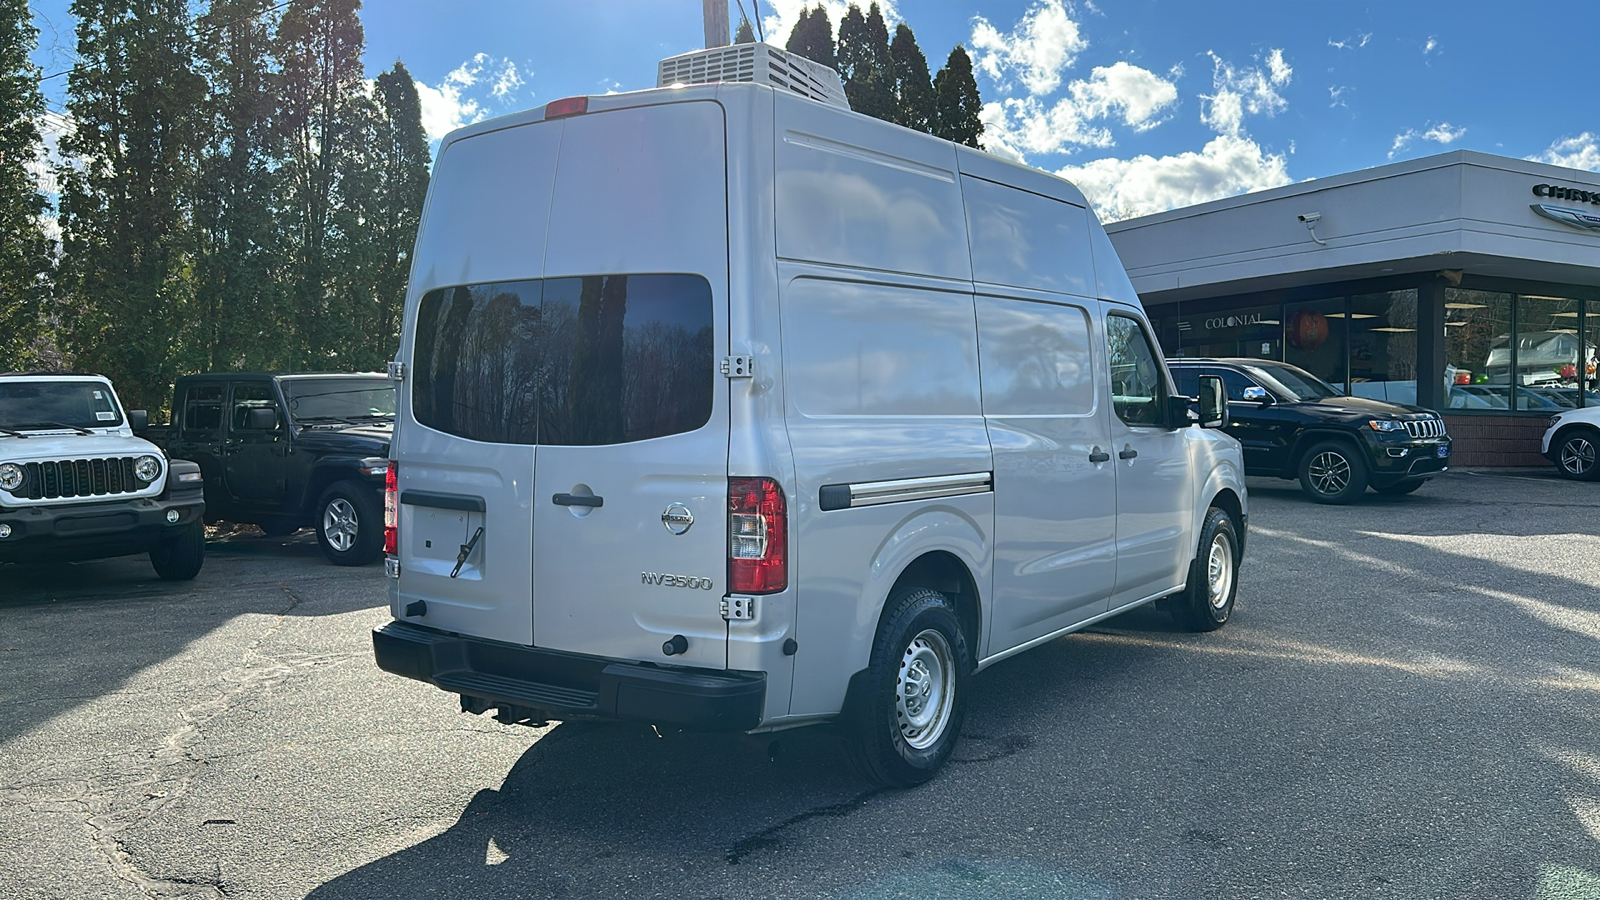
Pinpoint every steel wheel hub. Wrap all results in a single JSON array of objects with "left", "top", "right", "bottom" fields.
[
  {"left": 896, "top": 629, "right": 955, "bottom": 751},
  {"left": 1562, "top": 438, "right": 1595, "bottom": 475},
  {"left": 323, "top": 498, "right": 359, "bottom": 552},
  {"left": 1207, "top": 530, "right": 1234, "bottom": 609},
  {"left": 1308, "top": 452, "right": 1351, "bottom": 494}
]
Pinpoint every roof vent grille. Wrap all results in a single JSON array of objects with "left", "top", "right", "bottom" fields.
[{"left": 657, "top": 43, "right": 849, "bottom": 110}]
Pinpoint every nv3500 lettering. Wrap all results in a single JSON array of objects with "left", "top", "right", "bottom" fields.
[{"left": 371, "top": 45, "right": 1247, "bottom": 786}]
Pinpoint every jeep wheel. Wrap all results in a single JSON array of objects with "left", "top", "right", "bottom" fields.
[
  {"left": 315, "top": 482, "right": 383, "bottom": 566},
  {"left": 1556, "top": 428, "right": 1600, "bottom": 481},
  {"left": 1167, "top": 507, "right": 1239, "bottom": 632},
  {"left": 844, "top": 587, "right": 970, "bottom": 787},
  {"left": 1298, "top": 440, "right": 1368, "bottom": 504},
  {"left": 150, "top": 521, "right": 205, "bottom": 581}
]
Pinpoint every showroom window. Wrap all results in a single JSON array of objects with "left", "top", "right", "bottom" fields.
[{"left": 1283, "top": 298, "right": 1347, "bottom": 391}]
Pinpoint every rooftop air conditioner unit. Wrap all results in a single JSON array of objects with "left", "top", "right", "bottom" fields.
[{"left": 657, "top": 42, "right": 850, "bottom": 110}]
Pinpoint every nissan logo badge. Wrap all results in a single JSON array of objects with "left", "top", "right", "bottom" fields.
[{"left": 662, "top": 503, "right": 694, "bottom": 535}]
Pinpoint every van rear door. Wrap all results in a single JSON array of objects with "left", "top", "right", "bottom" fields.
[{"left": 529, "top": 101, "right": 731, "bottom": 669}]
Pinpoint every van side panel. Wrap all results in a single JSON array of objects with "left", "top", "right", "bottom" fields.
[
  {"left": 779, "top": 269, "right": 993, "bottom": 717},
  {"left": 773, "top": 93, "right": 970, "bottom": 281},
  {"left": 962, "top": 175, "right": 1095, "bottom": 298}
]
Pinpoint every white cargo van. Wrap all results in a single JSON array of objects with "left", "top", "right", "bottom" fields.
[{"left": 372, "top": 72, "right": 1245, "bottom": 786}]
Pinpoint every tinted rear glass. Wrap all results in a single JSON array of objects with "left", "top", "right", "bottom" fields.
[{"left": 412, "top": 275, "right": 714, "bottom": 445}]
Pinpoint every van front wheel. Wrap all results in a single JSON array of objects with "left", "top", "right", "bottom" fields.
[
  {"left": 844, "top": 588, "right": 970, "bottom": 787},
  {"left": 1166, "top": 507, "right": 1239, "bottom": 632}
]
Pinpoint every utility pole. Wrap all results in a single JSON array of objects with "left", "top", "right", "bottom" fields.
[{"left": 703, "top": 0, "right": 728, "bottom": 48}]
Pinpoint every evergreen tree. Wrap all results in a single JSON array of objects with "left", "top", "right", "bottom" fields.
[
  {"left": 933, "top": 45, "right": 984, "bottom": 148},
  {"left": 734, "top": 16, "right": 755, "bottom": 44},
  {"left": 784, "top": 5, "right": 834, "bottom": 71},
  {"left": 272, "top": 0, "right": 368, "bottom": 369},
  {"left": 836, "top": 3, "right": 893, "bottom": 120},
  {"left": 57, "top": 0, "right": 208, "bottom": 411},
  {"left": 365, "top": 61, "right": 429, "bottom": 367},
  {"left": 889, "top": 23, "right": 934, "bottom": 133},
  {"left": 0, "top": 0, "right": 53, "bottom": 369},
  {"left": 194, "top": 0, "right": 282, "bottom": 372}
]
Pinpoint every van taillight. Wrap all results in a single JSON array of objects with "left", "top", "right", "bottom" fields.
[
  {"left": 729, "top": 477, "right": 786, "bottom": 594},
  {"left": 544, "top": 96, "right": 588, "bottom": 119},
  {"left": 383, "top": 463, "right": 398, "bottom": 555}
]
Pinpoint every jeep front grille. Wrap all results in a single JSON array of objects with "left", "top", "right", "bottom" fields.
[
  {"left": 1405, "top": 418, "right": 1446, "bottom": 439},
  {"left": 17, "top": 457, "right": 142, "bottom": 500}
]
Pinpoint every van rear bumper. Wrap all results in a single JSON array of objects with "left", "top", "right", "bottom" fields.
[{"left": 372, "top": 621, "right": 765, "bottom": 732}]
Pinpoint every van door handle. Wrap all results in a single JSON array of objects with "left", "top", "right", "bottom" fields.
[
  {"left": 552, "top": 493, "right": 603, "bottom": 508},
  {"left": 1088, "top": 449, "right": 1111, "bottom": 464},
  {"left": 1119, "top": 446, "right": 1139, "bottom": 460}
]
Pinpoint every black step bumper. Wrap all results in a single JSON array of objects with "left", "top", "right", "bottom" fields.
[{"left": 372, "top": 621, "right": 766, "bottom": 732}]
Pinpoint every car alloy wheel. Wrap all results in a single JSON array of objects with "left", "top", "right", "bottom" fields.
[
  {"left": 322, "top": 497, "right": 359, "bottom": 553},
  {"left": 1561, "top": 435, "right": 1596, "bottom": 477},
  {"left": 1307, "top": 450, "right": 1352, "bottom": 496}
]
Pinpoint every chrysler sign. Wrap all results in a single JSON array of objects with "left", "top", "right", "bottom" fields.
[{"left": 1532, "top": 183, "right": 1600, "bottom": 232}]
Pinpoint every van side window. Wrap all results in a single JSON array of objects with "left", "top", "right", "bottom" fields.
[
  {"left": 183, "top": 385, "right": 223, "bottom": 434},
  {"left": 976, "top": 297, "right": 1095, "bottom": 416},
  {"left": 1106, "top": 313, "right": 1165, "bottom": 426},
  {"left": 412, "top": 275, "right": 713, "bottom": 446}
]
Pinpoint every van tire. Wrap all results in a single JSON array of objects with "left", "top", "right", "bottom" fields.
[
  {"left": 844, "top": 588, "right": 970, "bottom": 787},
  {"left": 150, "top": 521, "right": 205, "bottom": 581},
  {"left": 1298, "top": 439, "right": 1368, "bottom": 504},
  {"left": 1167, "top": 507, "right": 1239, "bottom": 632},
  {"left": 315, "top": 482, "right": 382, "bottom": 566}
]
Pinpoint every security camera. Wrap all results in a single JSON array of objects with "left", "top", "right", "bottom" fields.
[{"left": 1297, "top": 212, "right": 1322, "bottom": 224}]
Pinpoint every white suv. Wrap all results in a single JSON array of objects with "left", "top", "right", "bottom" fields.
[
  {"left": 1543, "top": 407, "right": 1600, "bottom": 479},
  {"left": 0, "top": 373, "right": 206, "bottom": 579}
]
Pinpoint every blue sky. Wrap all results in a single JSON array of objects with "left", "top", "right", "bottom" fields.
[{"left": 28, "top": 0, "right": 1600, "bottom": 221}]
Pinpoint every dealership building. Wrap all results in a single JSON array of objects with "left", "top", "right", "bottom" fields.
[{"left": 1105, "top": 150, "right": 1600, "bottom": 466}]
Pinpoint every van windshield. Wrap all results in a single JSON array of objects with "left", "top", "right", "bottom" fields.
[
  {"left": 411, "top": 274, "right": 714, "bottom": 446},
  {"left": 0, "top": 381, "right": 122, "bottom": 432}
]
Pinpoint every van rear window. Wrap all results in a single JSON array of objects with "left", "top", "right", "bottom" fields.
[{"left": 411, "top": 274, "right": 714, "bottom": 446}]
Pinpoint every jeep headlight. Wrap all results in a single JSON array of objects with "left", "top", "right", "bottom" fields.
[
  {"left": 1368, "top": 419, "right": 1407, "bottom": 433},
  {"left": 0, "top": 463, "right": 22, "bottom": 491},
  {"left": 134, "top": 455, "right": 162, "bottom": 483}
]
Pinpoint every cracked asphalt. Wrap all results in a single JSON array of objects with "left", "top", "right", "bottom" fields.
[{"left": 4, "top": 469, "right": 1600, "bottom": 899}]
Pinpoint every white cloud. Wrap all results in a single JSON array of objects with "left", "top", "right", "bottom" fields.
[
  {"left": 1328, "top": 33, "right": 1371, "bottom": 50},
  {"left": 1329, "top": 85, "right": 1349, "bottom": 108},
  {"left": 1530, "top": 133, "right": 1600, "bottom": 172},
  {"left": 1389, "top": 121, "right": 1465, "bottom": 158},
  {"left": 414, "top": 54, "right": 527, "bottom": 143},
  {"left": 1055, "top": 135, "right": 1291, "bottom": 221},
  {"left": 979, "top": 62, "right": 1178, "bottom": 161},
  {"left": 1200, "top": 49, "right": 1291, "bottom": 137},
  {"left": 1423, "top": 36, "right": 1439, "bottom": 55},
  {"left": 971, "top": 0, "right": 1088, "bottom": 96},
  {"left": 759, "top": 0, "right": 899, "bottom": 51}
]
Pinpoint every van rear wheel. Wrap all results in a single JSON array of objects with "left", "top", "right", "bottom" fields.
[{"left": 844, "top": 588, "right": 970, "bottom": 787}]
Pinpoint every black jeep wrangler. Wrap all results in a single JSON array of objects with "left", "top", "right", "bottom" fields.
[
  {"left": 1169, "top": 359, "right": 1452, "bottom": 504},
  {"left": 143, "top": 373, "right": 392, "bottom": 564}
]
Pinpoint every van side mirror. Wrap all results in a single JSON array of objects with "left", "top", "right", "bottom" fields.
[
  {"left": 1197, "top": 375, "right": 1228, "bottom": 428},
  {"left": 245, "top": 407, "right": 279, "bottom": 431},
  {"left": 128, "top": 409, "right": 148, "bottom": 434}
]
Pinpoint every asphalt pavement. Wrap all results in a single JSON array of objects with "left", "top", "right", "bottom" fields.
[{"left": 4, "top": 468, "right": 1600, "bottom": 900}]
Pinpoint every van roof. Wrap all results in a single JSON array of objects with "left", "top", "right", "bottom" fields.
[{"left": 436, "top": 82, "right": 1095, "bottom": 211}]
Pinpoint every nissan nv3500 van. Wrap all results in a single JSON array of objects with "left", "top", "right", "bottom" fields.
[{"left": 372, "top": 73, "right": 1245, "bottom": 786}]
